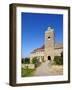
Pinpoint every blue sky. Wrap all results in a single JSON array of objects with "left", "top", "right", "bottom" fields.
[{"left": 21, "top": 12, "right": 63, "bottom": 58}]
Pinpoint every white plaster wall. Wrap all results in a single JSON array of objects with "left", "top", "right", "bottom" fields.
[{"left": 55, "top": 49, "right": 63, "bottom": 56}]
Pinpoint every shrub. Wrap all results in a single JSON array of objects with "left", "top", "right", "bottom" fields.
[
  {"left": 54, "top": 56, "right": 63, "bottom": 65},
  {"left": 21, "top": 58, "right": 24, "bottom": 64},
  {"left": 32, "top": 57, "right": 40, "bottom": 67},
  {"left": 22, "top": 58, "right": 30, "bottom": 64},
  {"left": 61, "top": 51, "right": 63, "bottom": 57},
  {"left": 24, "top": 58, "right": 30, "bottom": 64}
]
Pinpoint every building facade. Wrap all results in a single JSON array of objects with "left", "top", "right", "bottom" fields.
[{"left": 30, "top": 27, "right": 63, "bottom": 63}]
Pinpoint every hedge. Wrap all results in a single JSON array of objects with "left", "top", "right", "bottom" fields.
[{"left": 54, "top": 56, "right": 63, "bottom": 65}]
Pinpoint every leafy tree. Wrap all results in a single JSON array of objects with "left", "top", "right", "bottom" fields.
[
  {"left": 54, "top": 52, "right": 63, "bottom": 65},
  {"left": 32, "top": 57, "right": 40, "bottom": 67},
  {"left": 24, "top": 58, "right": 30, "bottom": 64},
  {"left": 21, "top": 58, "right": 24, "bottom": 64},
  {"left": 21, "top": 58, "right": 30, "bottom": 64},
  {"left": 54, "top": 56, "right": 62, "bottom": 65},
  {"left": 61, "top": 51, "right": 63, "bottom": 57}
]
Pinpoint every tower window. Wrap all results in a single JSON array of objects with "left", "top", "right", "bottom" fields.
[
  {"left": 48, "top": 36, "right": 50, "bottom": 39},
  {"left": 48, "top": 36, "right": 51, "bottom": 40}
]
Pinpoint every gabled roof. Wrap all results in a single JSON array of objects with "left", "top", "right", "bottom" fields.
[{"left": 31, "top": 45, "right": 44, "bottom": 53}]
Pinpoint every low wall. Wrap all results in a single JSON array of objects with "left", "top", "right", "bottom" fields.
[{"left": 21, "top": 64, "right": 35, "bottom": 69}]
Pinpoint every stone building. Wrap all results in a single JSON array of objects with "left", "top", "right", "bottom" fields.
[{"left": 30, "top": 27, "right": 63, "bottom": 63}]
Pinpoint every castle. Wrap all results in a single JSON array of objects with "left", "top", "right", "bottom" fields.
[{"left": 30, "top": 27, "right": 63, "bottom": 63}]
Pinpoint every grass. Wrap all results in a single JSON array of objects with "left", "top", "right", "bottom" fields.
[{"left": 21, "top": 68, "right": 35, "bottom": 77}]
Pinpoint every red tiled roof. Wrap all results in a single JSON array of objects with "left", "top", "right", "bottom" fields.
[
  {"left": 31, "top": 45, "right": 44, "bottom": 53},
  {"left": 31, "top": 43, "right": 63, "bottom": 53}
]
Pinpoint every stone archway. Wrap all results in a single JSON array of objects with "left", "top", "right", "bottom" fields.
[{"left": 48, "top": 56, "right": 51, "bottom": 60}]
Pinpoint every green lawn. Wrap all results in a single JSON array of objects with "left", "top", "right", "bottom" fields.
[{"left": 21, "top": 68, "right": 35, "bottom": 77}]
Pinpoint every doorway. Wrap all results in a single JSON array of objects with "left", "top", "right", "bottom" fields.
[{"left": 48, "top": 56, "right": 51, "bottom": 60}]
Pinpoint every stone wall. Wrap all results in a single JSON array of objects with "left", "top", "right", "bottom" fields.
[
  {"left": 54, "top": 48, "right": 63, "bottom": 56},
  {"left": 21, "top": 64, "right": 35, "bottom": 69},
  {"left": 45, "top": 27, "right": 55, "bottom": 61}
]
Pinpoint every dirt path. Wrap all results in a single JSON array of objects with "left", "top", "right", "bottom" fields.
[{"left": 33, "top": 61, "right": 63, "bottom": 76}]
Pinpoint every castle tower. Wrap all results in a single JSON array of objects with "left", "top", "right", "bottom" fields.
[{"left": 44, "top": 27, "right": 55, "bottom": 61}]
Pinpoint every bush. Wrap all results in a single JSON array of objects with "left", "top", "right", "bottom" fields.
[
  {"left": 21, "top": 68, "right": 35, "bottom": 77},
  {"left": 21, "top": 58, "right": 30, "bottom": 64},
  {"left": 61, "top": 52, "right": 63, "bottom": 57},
  {"left": 21, "top": 58, "right": 24, "bottom": 64},
  {"left": 54, "top": 56, "right": 63, "bottom": 65},
  {"left": 24, "top": 58, "right": 30, "bottom": 64},
  {"left": 32, "top": 57, "right": 40, "bottom": 67}
]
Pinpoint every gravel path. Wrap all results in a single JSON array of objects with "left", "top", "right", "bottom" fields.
[{"left": 33, "top": 61, "right": 63, "bottom": 76}]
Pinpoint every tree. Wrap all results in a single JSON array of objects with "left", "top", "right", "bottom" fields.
[
  {"left": 21, "top": 58, "right": 30, "bottom": 64},
  {"left": 61, "top": 51, "right": 63, "bottom": 57},
  {"left": 54, "top": 56, "right": 62, "bottom": 65},
  {"left": 21, "top": 58, "right": 24, "bottom": 64},
  {"left": 32, "top": 57, "right": 40, "bottom": 67},
  {"left": 24, "top": 58, "right": 30, "bottom": 64},
  {"left": 54, "top": 52, "right": 63, "bottom": 65}
]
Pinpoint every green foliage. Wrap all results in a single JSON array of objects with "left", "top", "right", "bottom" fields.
[
  {"left": 32, "top": 57, "right": 37, "bottom": 64},
  {"left": 21, "top": 58, "right": 24, "bottom": 64},
  {"left": 54, "top": 51, "right": 63, "bottom": 65},
  {"left": 21, "top": 58, "right": 30, "bottom": 64},
  {"left": 21, "top": 68, "right": 35, "bottom": 77},
  {"left": 61, "top": 51, "right": 63, "bottom": 57},
  {"left": 54, "top": 56, "right": 63, "bottom": 65},
  {"left": 32, "top": 57, "right": 40, "bottom": 67}
]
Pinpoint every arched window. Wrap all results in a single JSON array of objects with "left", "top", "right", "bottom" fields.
[
  {"left": 48, "top": 36, "right": 50, "bottom": 39},
  {"left": 48, "top": 56, "right": 51, "bottom": 60},
  {"left": 48, "top": 36, "right": 51, "bottom": 40}
]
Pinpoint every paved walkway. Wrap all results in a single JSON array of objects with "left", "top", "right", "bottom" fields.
[{"left": 33, "top": 61, "right": 63, "bottom": 76}]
